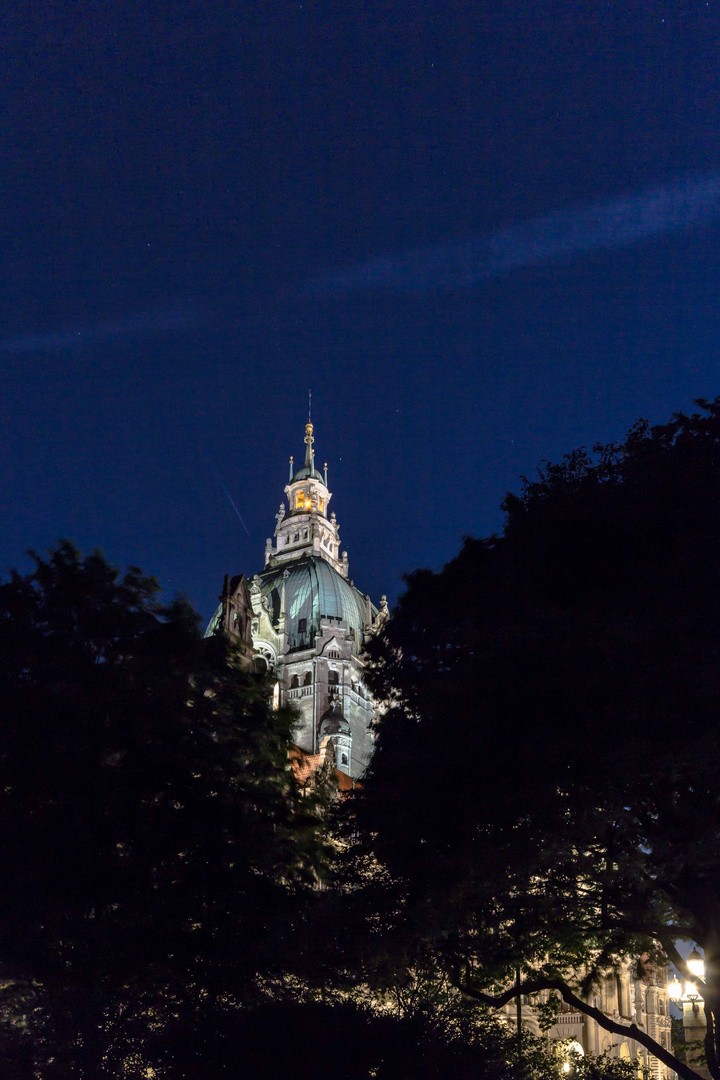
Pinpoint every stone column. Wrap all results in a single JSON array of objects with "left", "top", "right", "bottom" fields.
[{"left": 683, "top": 1001, "right": 711, "bottom": 1080}]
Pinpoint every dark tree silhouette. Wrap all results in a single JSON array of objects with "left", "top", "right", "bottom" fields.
[
  {"left": 353, "top": 398, "right": 720, "bottom": 1080},
  {"left": 0, "top": 543, "right": 326, "bottom": 1076},
  {"left": 141, "top": 996, "right": 645, "bottom": 1080}
]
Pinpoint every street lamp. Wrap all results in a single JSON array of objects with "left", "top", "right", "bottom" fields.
[
  {"left": 668, "top": 950, "right": 709, "bottom": 1078},
  {"left": 668, "top": 948, "right": 706, "bottom": 1023},
  {"left": 685, "top": 948, "right": 706, "bottom": 1012},
  {"left": 668, "top": 948, "right": 706, "bottom": 1009},
  {"left": 687, "top": 948, "right": 706, "bottom": 981}
]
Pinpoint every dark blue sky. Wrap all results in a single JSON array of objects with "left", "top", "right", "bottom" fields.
[{"left": 3, "top": 1, "right": 720, "bottom": 621}]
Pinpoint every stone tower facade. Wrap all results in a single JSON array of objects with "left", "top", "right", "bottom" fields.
[{"left": 206, "top": 420, "right": 387, "bottom": 780}]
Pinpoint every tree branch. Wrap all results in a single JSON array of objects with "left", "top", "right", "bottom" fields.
[{"left": 452, "top": 972, "right": 704, "bottom": 1080}]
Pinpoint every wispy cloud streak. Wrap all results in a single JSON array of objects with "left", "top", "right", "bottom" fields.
[
  {"left": 0, "top": 306, "right": 194, "bottom": 355},
  {"left": 306, "top": 175, "right": 720, "bottom": 298}
]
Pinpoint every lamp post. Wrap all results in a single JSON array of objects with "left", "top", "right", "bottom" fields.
[{"left": 668, "top": 948, "right": 709, "bottom": 1080}]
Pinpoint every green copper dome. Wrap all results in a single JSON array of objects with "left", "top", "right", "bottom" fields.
[
  {"left": 258, "top": 554, "right": 375, "bottom": 654},
  {"left": 204, "top": 554, "right": 377, "bottom": 655},
  {"left": 291, "top": 463, "right": 325, "bottom": 483}
]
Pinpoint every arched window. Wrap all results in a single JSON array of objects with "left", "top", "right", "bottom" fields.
[
  {"left": 341, "top": 753, "right": 348, "bottom": 765},
  {"left": 296, "top": 491, "right": 307, "bottom": 510},
  {"left": 303, "top": 671, "right": 312, "bottom": 686},
  {"left": 328, "top": 669, "right": 339, "bottom": 685},
  {"left": 291, "top": 674, "right": 299, "bottom": 688}
]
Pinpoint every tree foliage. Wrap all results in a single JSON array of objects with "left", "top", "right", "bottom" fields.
[
  {"left": 0, "top": 543, "right": 327, "bottom": 1075},
  {"left": 353, "top": 397, "right": 720, "bottom": 1080},
  {"left": 140, "top": 995, "right": 644, "bottom": 1080}
]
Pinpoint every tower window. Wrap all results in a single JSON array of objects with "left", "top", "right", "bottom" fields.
[
  {"left": 341, "top": 753, "right": 348, "bottom": 765},
  {"left": 291, "top": 674, "right": 299, "bottom": 688},
  {"left": 298, "top": 618, "right": 307, "bottom": 633},
  {"left": 328, "top": 670, "right": 339, "bottom": 685},
  {"left": 303, "top": 671, "right": 312, "bottom": 686}
]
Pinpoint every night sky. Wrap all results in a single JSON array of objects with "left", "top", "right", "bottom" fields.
[{"left": 3, "top": 1, "right": 720, "bottom": 621}]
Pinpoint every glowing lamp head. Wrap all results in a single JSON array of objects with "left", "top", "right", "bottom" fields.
[
  {"left": 562, "top": 1063, "right": 571, "bottom": 1075},
  {"left": 668, "top": 976, "right": 682, "bottom": 1002},
  {"left": 687, "top": 948, "right": 705, "bottom": 982}
]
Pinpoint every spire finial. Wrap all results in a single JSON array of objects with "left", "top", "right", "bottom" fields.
[
  {"left": 308, "top": 388, "right": 312, "bottom": 422},
  {"left": 288, "top": 455, "right": 294, "bottom": 482},
  {"left": 304, "top": 418, "right": 314, "bottom": 469}
]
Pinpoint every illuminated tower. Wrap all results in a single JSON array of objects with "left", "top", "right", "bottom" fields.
[
  {"left": 265, "top": 421, "right": 348, "bottom": 578},
  {"left": 207, "top": 420, "right": 387, "bottom": 780}
]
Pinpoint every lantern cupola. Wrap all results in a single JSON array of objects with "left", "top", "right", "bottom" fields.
[{"left": 264, "top": 421, "right": 348, "bottom": 577}]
